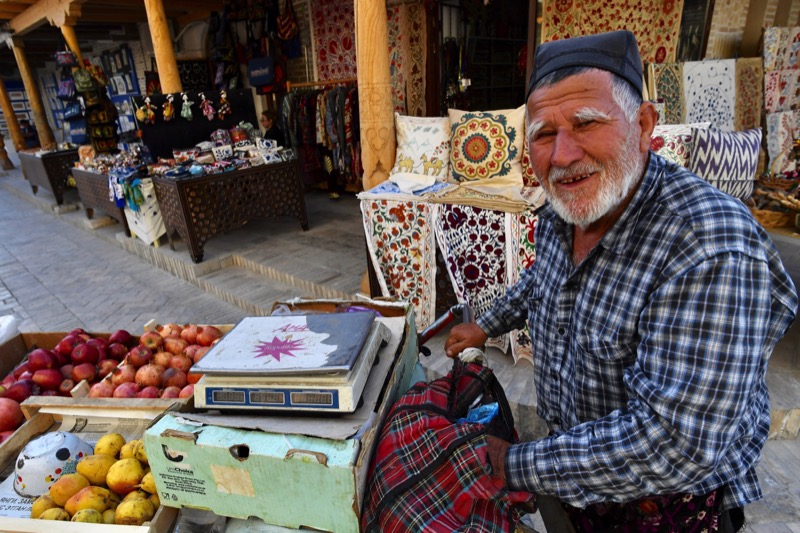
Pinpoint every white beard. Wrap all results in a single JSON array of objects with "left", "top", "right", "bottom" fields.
[{"left": 543, "top": 128, "right": 644, "bottom": 228}]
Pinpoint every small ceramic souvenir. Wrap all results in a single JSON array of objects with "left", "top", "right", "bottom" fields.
[
  {"left": 181, "top": 93, "right": 194, "bottom": 121},
  {"left": 135, "top": 96, "right": 156, "bottom": 125}
]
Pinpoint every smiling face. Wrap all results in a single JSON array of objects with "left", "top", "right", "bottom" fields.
[{"left": 526, "top": 70, "right": 652, "bottom": 229}]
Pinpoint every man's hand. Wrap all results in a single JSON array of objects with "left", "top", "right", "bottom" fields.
[
  {"left": 486, "top": 436, "right": 510, "bottom": 483},
  {"left": 445, "top": 323, "right": 488, "bottom": 358}
]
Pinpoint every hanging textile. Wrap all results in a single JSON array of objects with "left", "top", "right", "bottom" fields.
[
  {"left": 766, "top": 111, "right": 799, "bottom": 175},
  {"left": 734, "top": 58, "right": 764, "bottom": 131},
  {"left": 647, "top": 62, "right": 685, "bottom": 125},
  {"left": 505, "top": 210, "right": 537, "bottom": 366},
  {"left": 387, "top": 5, "right": 408, "bottom": 113},
  {"left": 682, "top": 59, "right": 736, "bottom": 131},
  {"left": 310, "top": 0, "right": 357, "bottom": 81},
  {"left": 540, "top": 0, "right": 684, "bottom": 64},
  {"left": 434, "top": 204, "right": 511, "bottom": 353},
  {"left": 362, "top": 199, "right": 437, "bottom": 330},
  {"left": 763, "top": 27, "right": 789, "bottom": 72}
]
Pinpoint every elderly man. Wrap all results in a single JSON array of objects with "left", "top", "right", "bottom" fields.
[{"left": 446, "top": 30, "right": 797, "bottom": 532}]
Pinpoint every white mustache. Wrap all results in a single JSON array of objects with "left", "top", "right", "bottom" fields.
[{"left": 548, "top": 163, "right": 601, "bottom": 183}]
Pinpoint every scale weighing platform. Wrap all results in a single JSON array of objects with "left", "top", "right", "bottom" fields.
[{"left": 192, "top": 312, "right": 390, "bottom": 413}]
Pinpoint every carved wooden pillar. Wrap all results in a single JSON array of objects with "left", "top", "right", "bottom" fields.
[
  {"left": 11, "top": 38, "right": 56, "bottom": 150},
  {"left": 60, "top": 24, "right": 84, "bottom": 66},
  {"left": 356, "top": 0, "right": 396, "bottom": 191},
  {"left": 143, "top": 0, "right": 182, "bottom": 94},
  {"left": 0, "top": 76, "right": 26, "bottom": 153}
]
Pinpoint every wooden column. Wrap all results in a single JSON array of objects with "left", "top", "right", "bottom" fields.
[
  {"left": 0, "top": 76, "right": 26, "bottom": 153},
  {"left": 356, "top": 0, "right": 395, "bottom": 191},
  {"left": 60, "top": 24, "right": 84, "bottom": 66},
  {"left": 143, "top": 0, "right": 182, "bottom": 94},
  {"left": 11, "top": 39, "right": 56, "bottom": 150}
]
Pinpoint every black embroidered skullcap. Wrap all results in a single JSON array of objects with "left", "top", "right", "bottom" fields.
[{"left": 527, "top": 30, "right": 643, "bottom": 97}]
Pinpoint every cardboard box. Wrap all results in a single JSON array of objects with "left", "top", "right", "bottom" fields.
[
  {"left": 143, "top": 299, "right": 419, "bottom": 533},
  {"left": 0, "top": 402, "right": 178, "bottom": 532}
]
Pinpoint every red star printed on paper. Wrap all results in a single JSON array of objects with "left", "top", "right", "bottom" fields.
[{"left": 253, "top": 337, "right": 304, "bottom": 362}]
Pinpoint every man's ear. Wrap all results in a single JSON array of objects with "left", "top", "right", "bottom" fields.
[{"left": 637, "top": 101, "right": 658, "bottom": 153}]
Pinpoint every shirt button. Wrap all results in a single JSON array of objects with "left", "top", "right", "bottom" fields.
[{"left": 558, "top": 327, "right": 565, "bottom": 335}]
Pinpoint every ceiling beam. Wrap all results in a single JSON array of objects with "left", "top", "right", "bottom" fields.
[{"left": 10, "top": 0, "right": 85, "bottom": 34}]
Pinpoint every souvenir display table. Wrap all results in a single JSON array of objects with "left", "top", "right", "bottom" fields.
[
  {"left": 71, "top": 168, "right": 131, "bottom": 237},
  {"left": 18, "top": 149, "right": 80, "bottom": 205},
  {"left": 152, "top": 158, "right": 308, "bottom": 263}
]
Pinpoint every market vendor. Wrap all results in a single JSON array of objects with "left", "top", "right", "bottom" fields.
[
  {"left": 445, "top": 30, "right": 797, "bottom": 532},
  {"left": 260, "top": 110, "right": 285, "bottom": 148},
  {"left": 20, "top": 119, "right": 39, "bottom": 149}
]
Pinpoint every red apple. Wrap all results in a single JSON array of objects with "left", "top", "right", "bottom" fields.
[
  {"left": 27, "top": 349, "right": 57, "bottom": 372},
  {"left": 2, "top": 374, "right": 15, "bottom": 388},
  {"left": 4, "top": 380, "right": 33, "bottom": 403},
  {"left": 107, "top": 343, "right": 129, "bottom": 361},
  {"left": 71, "top": 343, "right": 100, "bottom": 365},
  {"left": 108, "top": 329, "right": 136, "bottom": 348},
  {"left": 140, "top": 331, "right": 164, "bottom": 351},
  {"left": 196, "top": 326, "right": 222, "bottom": 347},
  {"left": 97, "top": 359, "right": 119, "bottom": 379},
  {"left": 187, "top": 372, "right": 202, "bottom": 384},
  {"left": 0, "top": 385, "right": 5, "bottom": 398},
  {"left": 88, "top": 381, "right": 115, "bottom": 398},
  {"left": 86, "top": 338, "right": 108, "bottom": 359},
  {"left": 32, "top": 369, "right": 63, "bottom": 391},
  {"left": 58, "top": 379, "right": 76, "bottom": 397},
  {"left": 127, "top": 345, "right": 153, "bottom": 367},
  {"left": 179, "top": 384, "right": 194, "bottom": 398},
  {"left": 69, "top": 328, "right": 86, "bottom": 336},
  {"left": 54, "top": 334, "right": 84, "bottom": 357},
  {"left": 0, "top": 430, "right": 14, "bottom": 444},
  {"left": 113, "top": 382, "right": 139, "bottom": 398},
  {"left": 12, "top": 362, "right": 30, "bottom": 379},
  {"left": 59, "top": 364, "right": 74, "bottom": 380},
  {"left": 0, "top": 398, "right": 23, "bottom": 432},
  {"left": 72, "top": 363, "right": 97, "bottom": 383},
  {"left": 39, "top": 390, "right": 59, "bottom": 396}
]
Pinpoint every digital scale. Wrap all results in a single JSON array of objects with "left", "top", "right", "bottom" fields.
[{"left": 192, "top": 313, "right": 391, "bottom": 413}]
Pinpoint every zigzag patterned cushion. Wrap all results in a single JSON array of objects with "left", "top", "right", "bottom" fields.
[{"left": 688, "top": 128, "right": 762, "bottom": 201}]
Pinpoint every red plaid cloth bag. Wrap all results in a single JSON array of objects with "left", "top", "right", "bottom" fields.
[{"left": 361, "top": 360, "right": 535, "bottom": 532}]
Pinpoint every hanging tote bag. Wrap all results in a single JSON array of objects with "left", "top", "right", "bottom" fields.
[
  {"left": 276, "top": 0, "right": 298, "bottom": 40},
  {"left": 361, "top": 359, "right": 536, "bottom": 532},
  {"left": 248, "top": 55, "right": 275, "bottom": 86},
  {"left": 57, "top": 76, "right": 76, "bottom": 101},
  {"left": 55, "top": 48, "right": 78, "bottom": 67},
  {"left": 73, "top": 68, "right": 95, "bottom": 93}
]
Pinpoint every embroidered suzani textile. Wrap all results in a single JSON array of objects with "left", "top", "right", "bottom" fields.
[
  {"left": 362, "top": 199, "right": 437, "bottom": 330},
  {"left": 540, "top": 0, "right": 685, "bottom": 64},
  {"left": 310, "top": 0, "right": 357, "bottom": 81}
]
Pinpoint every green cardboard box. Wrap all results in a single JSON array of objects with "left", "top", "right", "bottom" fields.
[{"left": 143, "top": 301, "right": 419, "bottom": 532}]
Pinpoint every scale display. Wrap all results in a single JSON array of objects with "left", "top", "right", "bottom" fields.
[{"left": 193, "top": 312, "right": 376, "bottom": 376}]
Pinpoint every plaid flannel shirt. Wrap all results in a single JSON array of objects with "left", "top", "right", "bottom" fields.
[{"left": 477, "top": 154, "right": 798, "bottom": 510}]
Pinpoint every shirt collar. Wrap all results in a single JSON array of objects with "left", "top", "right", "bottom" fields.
[{"left": 538, "top": 153, "right": 664, "bottom": 255}]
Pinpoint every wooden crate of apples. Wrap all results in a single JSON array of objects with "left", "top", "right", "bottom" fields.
[{"left": 0, "top": 324, "right": 225, "bottom": 443}]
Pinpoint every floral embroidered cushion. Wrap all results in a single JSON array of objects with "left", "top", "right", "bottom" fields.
[{"left": 448, "top": 105, "right": 525, "bottom": 199}]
